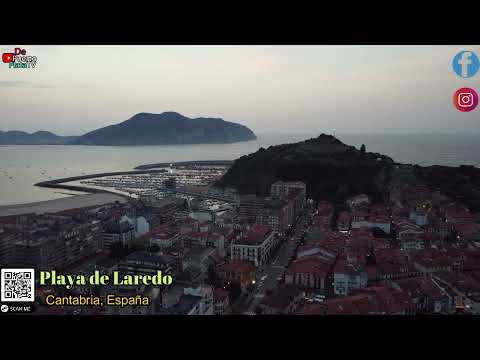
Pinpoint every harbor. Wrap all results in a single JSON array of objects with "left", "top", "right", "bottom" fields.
[{"left": 31, "top": 160, "right": 238, "bottom": 214}]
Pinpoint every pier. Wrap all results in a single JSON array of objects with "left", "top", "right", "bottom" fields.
[{"left": 134, "top": 160, "right": 233, "bottom": 170}]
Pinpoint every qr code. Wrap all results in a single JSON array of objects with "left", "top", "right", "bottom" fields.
[{"left": 1, "top": 269, "right": 35, "bottom": 302}]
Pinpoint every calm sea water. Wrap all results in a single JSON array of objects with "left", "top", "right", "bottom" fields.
[{"left": 1, "top": 133, "right": 479, "bottom": 206}]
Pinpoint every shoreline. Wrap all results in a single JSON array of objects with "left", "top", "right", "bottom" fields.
[
  {"left": 34, "top": 160, "right": 233, "bottom": 193},
  {"left": 0, "top": 193, "right": 128, "bottom": 217},
  {"left": 1, "top": 159, "right": 233, "bottom": 215}
]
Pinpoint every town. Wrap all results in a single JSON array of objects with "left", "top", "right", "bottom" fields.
[{"left": 1, "top": 163, "right": 480, "bottom": 316}]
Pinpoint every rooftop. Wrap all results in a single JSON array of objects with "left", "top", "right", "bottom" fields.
[
  {"left": 235, "top": 224, "right": 271, "bottom": 245},
  {"left": 261, "top": 284, "right": 303, "bottom": 310},
  {"left": 287, "top": 257, "right": 332, "bottom": 276},
  {"left": 220, "top": 260, "right": 255, "bottom": 274},
  {"left": 156, "top": 294, "right": 202, "bottom": 315}
]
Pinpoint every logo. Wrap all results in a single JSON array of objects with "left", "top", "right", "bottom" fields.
[
  {"left": 2, "top": 53, "right": 14, "bottom": 63},
  {"left": 1, "top": 48, "right": 37, "bottom": 69},
  {"left": 0, "top": 305, "right": 8, "bottom": 313},
  {"left": 452, "top": 50, "right": 479, "bottom": 78},
  {"left": 453, "top": 87, "right": 478, "bottom": 112}
]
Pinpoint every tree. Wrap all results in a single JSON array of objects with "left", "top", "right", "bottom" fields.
[{"left": 360, "top": 144, "right": 366, "bottom": 153}]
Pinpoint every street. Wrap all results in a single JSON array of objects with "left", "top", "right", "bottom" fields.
[{"left": 236, "top": 205, "right": 315, "bottom": 314}]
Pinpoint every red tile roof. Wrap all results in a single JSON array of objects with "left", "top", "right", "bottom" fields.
[
  {"left": 325, "top": 294, "right": 373, "bottom": 315},
  {"left": 454, "top": 222, "right": 480, "bottom": 237},
  {"left": 333, "top": 260, "right": 365, "bottom": 276},
  {"left": 338, "top": 211, "right": 351, "bottom": 223},
  {"left": 298, "top": 303, "right": 326, "bottom": 315},
  {"left": 260, "top": 284, "right": 303, "bottom": 310},
  {"left": 213, "top": 288, "right": 229, "bottom": 301},
  {"left": 221, "top": 260, "right": 255, "bottom": 274},
  {"left": 237, "top": 224, "right": 271, "bottom": 244},
  {"left": 287, "top": 258, "right": 331, "bottom": 276}
]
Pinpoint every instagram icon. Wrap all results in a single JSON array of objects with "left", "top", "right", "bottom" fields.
[{"left": 453, "top": 87, "right": 478, "bottom": 112}]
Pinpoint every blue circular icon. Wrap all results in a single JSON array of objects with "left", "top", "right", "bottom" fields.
[{"left": 452, "top": 50, "right": 479, "bottom": 78}]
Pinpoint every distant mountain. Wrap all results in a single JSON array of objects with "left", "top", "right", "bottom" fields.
[
  {"left": 0, "top": 130, "right": 78, "bottom": 145},
  {"left": 70, "top": 112, "right": 257, "bottom": 145},
  {"left": 216, "top": 134, "right": 394, "bottom": 204}
]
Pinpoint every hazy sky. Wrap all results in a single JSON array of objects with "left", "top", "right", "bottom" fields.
[{"left": 0, "top": 45, "right": 479, "bottom": 136}]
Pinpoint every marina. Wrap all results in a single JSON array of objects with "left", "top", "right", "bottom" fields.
[{"left": 32, "top": 161, "right": 237, "bottom": 214}]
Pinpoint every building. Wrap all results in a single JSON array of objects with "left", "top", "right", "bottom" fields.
[
  {"left": 238, "top": 195, "right": 267, "bottom": 221},
  {"left": 396, "top": 220, "right": 424, "bottom": 241},
  {"left": 258, "top": 284, "right": 304, "bottom": 315},
  {"left": 150, "top": 227, "right": 180, "bottom": 248},
  {"left": 157, "top": 285, "right": 206, "bottom": 315},
  {"left": 400, "top": 236, "right": 425, "bottom": 252},
  {"left": 392, "top": 277, "right": 452, "bottom": 314},
  {"left": 230, "top": 225, "right": 278, "bottom": 267},
  {"left": 120, "top": 215, "right": 150, "bottom": 238},
  {"left": 101, "top": 220, "right": 135, "bottom": 250},
  {"left": 183, "top": 284, "right": 214, "bottom": 315},
  {"left": 218, "top": 260, "right": 256, "bottom": 290},
  {"left": 432, "top": 271, "right": 480, "bottom": 314},
  {"left": 182, "top": 230, "right": 226, "bottom": 258},
  {"left": 409, "top": 209, "right": 429, "bottom": 226},
  {"left": 305, "top": 286, "right": 415, "bottom": 315},
  {"left": 255, "top": 198, "right": 293, "bottom": 233},
  {"left": 238, "top": 195, "right": 293, "bottom": 233},
  {"left": 346, "top": 194, "right": 371, "bottom": 209},
  {"left": 296, "top": 245, "right": 337, "bottom": 262},
  {"left": 12, "top": 219, "right": 102, "bottom": 270},
  {"left": 351, "top": 212, "right": 391, "bottom": 234},
  {"left": 414, "top": 256, "right": 452, "bottom": 275},
  {"left": 270, "top": 181, "right": 306, "bottom": 221},
  {"left": 270, "top": 181, "right": 306, "bottom": 203},
  {"left": 333, "top": 260, "right": 368, "bottom": 296},
  {"left": 285, "top": 257, "right": 332, "bottom": 292},
  {"left": 117, "top": 251, "right": 176, "bottom": 277},
  {"left": 0, "top": 227, "right": 20, "bottom": 267},
  {"left": 213, "top": 288, "right": 230, "bottom": 315},
  {"left": 181, "top": 247, "right": 219, "bottom": 277},
  {"left": 337, "top": 211, "right": 351, "bottom": 232}
]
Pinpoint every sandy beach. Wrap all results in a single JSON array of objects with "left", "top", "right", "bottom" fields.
[{"left": 0, "top": 193, "right": 128, "bottom": 217}]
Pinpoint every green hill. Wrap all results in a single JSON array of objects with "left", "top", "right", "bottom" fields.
[
  {"left": 71, "top": 112, "right": 257, "bottom": 145},
  {"left": 216, "top": 134, "right": 394, "bottom": 204}
]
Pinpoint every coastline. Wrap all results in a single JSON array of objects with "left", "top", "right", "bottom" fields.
[
  {"left": 34, "top": 160, "right": 233, "bottom": 193},
  {"left": 0, "top": 159, "right": 234, "bottom": 216},
  {"left": 0, "top": 193, "right": 128, "bottom": 217}
]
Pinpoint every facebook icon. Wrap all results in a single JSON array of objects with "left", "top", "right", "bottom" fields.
[{"left": 452, "top": 50, "right": 479, "bottom": 78}]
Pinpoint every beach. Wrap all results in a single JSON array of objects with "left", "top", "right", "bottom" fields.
[{"left": 0, "top": 193, "right": 128, "bottom": 217}]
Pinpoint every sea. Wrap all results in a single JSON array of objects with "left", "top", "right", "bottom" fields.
[{"left": 1, "top": 133, "right": 479, "bottom": 206}]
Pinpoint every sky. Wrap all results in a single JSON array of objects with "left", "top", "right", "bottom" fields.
[{"left": 0, "top": 45, "right": 479, "bottom": 136}]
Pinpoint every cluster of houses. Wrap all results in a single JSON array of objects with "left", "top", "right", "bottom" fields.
[
  {"left": 3, "top": 176, "right": 480, "bottom": 316},
  {"left": 258, "top": 184, "right": 480, "bottom": 315}
]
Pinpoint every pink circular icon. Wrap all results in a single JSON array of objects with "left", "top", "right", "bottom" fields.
[{"left": 453, "top": 87, "right": 478, "bottom": 112}]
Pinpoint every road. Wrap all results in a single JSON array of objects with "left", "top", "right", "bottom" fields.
[{"left": 237, "top": 206, "right": 315, "bottom": 314}]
